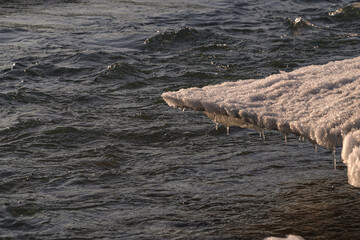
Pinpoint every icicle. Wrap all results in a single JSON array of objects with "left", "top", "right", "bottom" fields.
[
  {"left": 284, "top": 134, "right": 288, "bottom": 145},
  {"left": 226, "top": 127, "right": 230, "bottom": 136},
  {"left": 214, "top": 116, "right": 218, "bottom": 130},
  {"left": 260, "top": 130, "right": 265, "bottom": 142},
  {"left": 314, "top": 144, "right": 317, "bottom": 153},
  {"left": 332, "top": 147, "right": 336, "bottom": 170}
]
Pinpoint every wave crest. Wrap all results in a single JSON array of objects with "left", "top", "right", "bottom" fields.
[
  {"left": 286, "top": 17, "right": 315, "bottom": 29},
  {"left": 144, "top": 27, "right": 226, "bottom": 51},
  {"left": 329, "top": 2, "right": 360, "bottom": 19}
]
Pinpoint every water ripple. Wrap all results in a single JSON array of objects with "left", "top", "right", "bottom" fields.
[{"left": 0, "top": 0, "right": 359, "bottom": 239}]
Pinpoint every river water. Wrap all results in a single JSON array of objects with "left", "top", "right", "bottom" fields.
[{"left": 1, "top": 1, "right": 360, "bottom": 239}]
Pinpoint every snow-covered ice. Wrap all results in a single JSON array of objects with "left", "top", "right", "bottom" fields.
[
  {"left": 342, "top": 130, "right": 360, "bottom": 188},
  {"left": 162, "top": 56, "right": 360, "bottom": 186}
]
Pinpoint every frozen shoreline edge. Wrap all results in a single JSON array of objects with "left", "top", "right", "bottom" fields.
[{"left": 162, "top": 56, "right": 360, "bottom": 187}]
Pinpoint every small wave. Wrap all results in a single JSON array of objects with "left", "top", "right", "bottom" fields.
[
  {"left": 286, "top": 17, "right": 316, "bottom": 29},
  {"left": 6, "top": 87, "right": 54, "bottom": 104},
  {"left": 0, "top": 118, "right": 44, "bottom": 144},
  {"left": 106, "top": 62, "right": 141, "bottom": 75},
  {"left": 188, "top": 43, "right": 230, "bottom": 53},
  {"left": 92, "top": 62, "right": 152, "bottom": 90},
  {"left": 94, "top": 61, "right": 150, "bottom": 83},
  {"left": 42, "top": 126, "right": 103, "bottom": 147},
  {"left": 144, "top": 27, "right": 198, "bottom": 47},
  {"left": 328, "top": 2, "right": 360, "bottom": 19},
  {"left": 144, "top": 27, "right": 226, "bottom": 51}
]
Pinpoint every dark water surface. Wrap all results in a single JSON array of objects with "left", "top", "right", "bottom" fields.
[{"left": 1, "top": 1, "right": 360, "bottom": 239}]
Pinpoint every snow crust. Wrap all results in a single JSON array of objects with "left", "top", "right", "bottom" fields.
[
  {"left": 162, "top": 57, "right": 360, "bottom": 150},
  {"left": 341, "top": 130, "right": 360, "bottom": 188}
]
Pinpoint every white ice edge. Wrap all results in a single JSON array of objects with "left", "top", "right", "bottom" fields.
[
  {"left": 162, "top": 56, "right": 360, "bottom": 187},
  {"left": 342, "top": 130, "right": 360, "bottom": 187}
]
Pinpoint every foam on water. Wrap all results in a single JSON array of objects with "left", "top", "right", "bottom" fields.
[{"left": 162, "top": 56, "right": 360, "bottom": 186}]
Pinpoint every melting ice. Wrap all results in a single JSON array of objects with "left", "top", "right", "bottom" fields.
[{"left": 162, "top": 56, "right": 360, "bottom": 187}]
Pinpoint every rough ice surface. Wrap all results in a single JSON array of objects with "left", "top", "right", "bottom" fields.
[
  {"left": 162, "top": 57, "right": 360, "bottom": 149},
  {"left": 264, "top": 235, "right": 305, "bottom": 240},
  {"left": 162, "top": 56, "right": 360, "bottom": 186},
  {"left": 342, "top": 130, "right": 360, "bottom": 188}
]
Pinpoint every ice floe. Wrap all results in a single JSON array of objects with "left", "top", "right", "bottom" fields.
[{"left": 162, "top": 56, "right": 360, "bottom": 186}]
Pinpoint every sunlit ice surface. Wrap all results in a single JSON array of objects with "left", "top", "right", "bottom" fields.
[{"left": 163, "top": 56, "right": 360, "bottom": 187}]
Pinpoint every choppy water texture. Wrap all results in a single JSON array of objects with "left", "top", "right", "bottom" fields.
[{"left": 1, "top": 1, "right": 360, "bottom": 239}]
